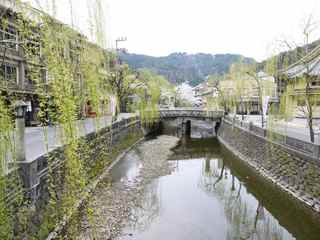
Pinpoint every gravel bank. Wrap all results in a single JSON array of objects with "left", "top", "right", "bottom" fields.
[{"left": 74, "top": 135, "right": 179, "bottom": 240}]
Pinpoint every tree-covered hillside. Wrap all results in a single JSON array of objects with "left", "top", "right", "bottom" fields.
[{"left": 119, "top": 52, "right": 255, "bottom": 86}]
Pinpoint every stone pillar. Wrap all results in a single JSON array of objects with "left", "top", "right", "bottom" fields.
[
  {"left": 14, "top": 101, "right": 27, "bottom": 162},
  {"left": 15, "top": 117, "right": 26, "bottom": 162},
  {"left": 249, "top": 122, "right": 253, "bottom": 131},
  {"left": 14, "top": 101, "right": 39, "bottom": 203},
  {"left": 19, "top": 160, "right": 39, "bottom": 203},
  {"left": 314, "top": 145, "right": 320, "bottom": 159}
]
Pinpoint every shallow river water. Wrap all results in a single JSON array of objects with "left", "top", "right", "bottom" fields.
[{"left": 71, "top": 133, "right": 320, "bottom": 240}]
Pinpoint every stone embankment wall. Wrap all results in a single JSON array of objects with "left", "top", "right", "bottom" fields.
[
  {"left": 19, "top": 116, "right": 143, "bottom": 204},
  {"left": 218, "top": 118, "right": 320, "bottom": 213}
]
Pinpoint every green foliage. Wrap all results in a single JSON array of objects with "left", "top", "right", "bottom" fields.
[
  {"left": 0, "top": 0, "right": 119, "bottom": 238},
  {"left": 60, "top": 131, "right": 143, "bottom": 239},
  {"left": 107, "top": 63, "right": 139, "bottom": 113},
  {"left": 134, "top": 69, "right": 174, "bottom": 124},
  {"left": 80, "top": 44, "right": 110, "bottom": 117},
  {"left": 0, "top": 99, "right": 14, "bottom": 239},
  {"left": 1, "top": 1, "right": 168, "bottom": 238}
]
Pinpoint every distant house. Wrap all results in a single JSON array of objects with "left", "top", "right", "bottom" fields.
[
  {"left": 192, "top": 81, "right": 219, "bottom": 108},
  {"left": 159, "top": 90, "right": 175, "bottom": 108}
]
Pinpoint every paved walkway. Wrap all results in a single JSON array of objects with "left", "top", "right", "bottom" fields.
[
  {"left": 21, "top": 111, "right": 320, "bottom": 164},
  {"left": 25, "top": 113, "right": 135, "bottom": 162},
  {"left": 233, "top": 114, "right": 320, "bottom": 144}
]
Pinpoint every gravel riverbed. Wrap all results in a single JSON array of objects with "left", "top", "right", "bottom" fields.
[{"left": 75, "top": 135, "right": 179, "bottom": 240}]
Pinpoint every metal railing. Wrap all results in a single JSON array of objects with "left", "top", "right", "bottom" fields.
[{"left": 224, "top": 116, "right": 320, "bottom": 159}]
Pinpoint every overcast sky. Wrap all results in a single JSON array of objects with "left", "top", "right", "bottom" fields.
[{"left": 28, "top": 0, "right": 320, "bottom": 61}]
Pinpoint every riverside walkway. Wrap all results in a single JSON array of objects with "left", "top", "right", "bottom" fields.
[
  {"left": 5, "top": 113, "right": 138, "bottom": 203},
  {"left": 24, "top": 113, "right": 135, "bottom": 162},
  {"left": 231, "top": 114, "right": 320, "bottom": 144},
  {"left": 24, "top": 111, "right": 318, "bottom": 163}
]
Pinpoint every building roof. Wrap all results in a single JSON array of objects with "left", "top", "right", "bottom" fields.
[{"left": 282, "top": 45, "right": 320, "bottom": 78}]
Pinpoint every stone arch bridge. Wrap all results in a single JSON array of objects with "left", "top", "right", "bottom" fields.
[
  {"left": 159, "top": 109, "right": 224, "bottom": 121},
  {"left": 158, "top": 109, "right": 224, "bottom": 137}
]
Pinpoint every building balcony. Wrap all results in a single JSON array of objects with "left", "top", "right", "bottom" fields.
[
  {"left": 0, "top": 80, "right": 38, "bottom": 94},
  {"left": 23, "top": 83, "right": 36, "bottom": 92},
  {"left": 0, "top": 79, "right": 19, "bottom": 91}
]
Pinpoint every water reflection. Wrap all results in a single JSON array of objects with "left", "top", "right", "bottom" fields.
[
  {"left": 118, "top": 136, "right": 320, "bottom": 240},
  {"left": 199, "top": 158, "right": 292, "bottom": 240},
  {"left": 126, "top": 180, "right": 161, "bottom": 233}
]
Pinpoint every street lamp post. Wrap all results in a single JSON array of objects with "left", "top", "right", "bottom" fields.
[
  {"left": 14, "top": 100, "right": 27, "bottom": 162},
  {"left": 15, "top": 100, "right": 40, "bottom": 202}
]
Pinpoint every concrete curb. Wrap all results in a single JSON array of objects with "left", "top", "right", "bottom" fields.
[{"left": 46, "top": 137, "right": 145, "bottom": 240}]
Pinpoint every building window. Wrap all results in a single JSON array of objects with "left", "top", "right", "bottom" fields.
[
  {"left": 0, "top": 23, "right": 18, "bottom": 50},
  {"left": 311, "top": 80, "right": 320, "bottom": 87},
  {"left": 0, "top": 64, "right": 18, "bottom": 83}
]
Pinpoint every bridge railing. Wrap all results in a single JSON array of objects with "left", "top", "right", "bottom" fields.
[{"left": 159, "top": 108, "right": 224, "bottom": 119}]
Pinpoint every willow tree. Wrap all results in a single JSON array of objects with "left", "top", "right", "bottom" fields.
[
  {"left": 205, "top": 74, "right": 223, "bottom": 111},
  {"left": 0, "top": 4, "right": 30, "bottom": 238},
  {"left": 277, "top": 14, "right": 319, "bottom": 143},
  {"left": 0, "top": 97, "right": 17, "bottom": 239},
  {"left": 135, "top": 69, "right": 172, "bottom": 122},
  {"left": 219, "top": 75, "right": 241, "bottom": 114},
  {"left": 244, "top": 64, "right": 265, "bottom": 128},
  {"left": 21, "top": 13, "right": 87, "bottom": 238},
  {"left": 107, "top": 63, "right": 142, "bottom": 114},
  {"left": 80, "top": 43, "right": 110, "bottom": 118},
  {"left": 228, "top": 61, "right": 254, "bottom": 120},
  {"left": 9, "top": 0, "right": 113, "bottom": 238}
]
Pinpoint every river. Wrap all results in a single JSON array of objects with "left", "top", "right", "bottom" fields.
[{"left": 64, "top": 127, "right": 320, "bottom": 240}]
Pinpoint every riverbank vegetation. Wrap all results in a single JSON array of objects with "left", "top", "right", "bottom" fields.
[{"left": 0, "top": 0, "right": 173, "bottom": 239}]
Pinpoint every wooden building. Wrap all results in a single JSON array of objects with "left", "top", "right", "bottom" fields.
[{"left": 0, "top": 0, "right": 116, "bottom": 126}]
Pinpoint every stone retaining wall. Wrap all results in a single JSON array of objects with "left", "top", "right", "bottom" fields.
[
  {"left": 18, "top": 116, "right": 142, "bottom": 204},
  {"left": 218, "top": 119, "right": 320, "bottom": 213}
]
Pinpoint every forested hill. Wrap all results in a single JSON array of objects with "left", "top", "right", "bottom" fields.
[{"left": 119, "top": 52, "right": 255, "bottom": 86}]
